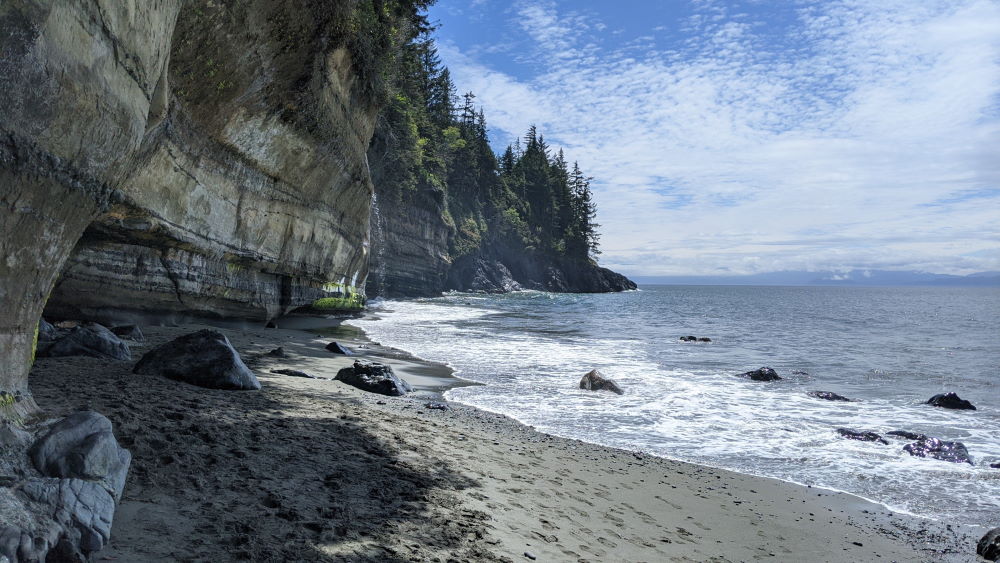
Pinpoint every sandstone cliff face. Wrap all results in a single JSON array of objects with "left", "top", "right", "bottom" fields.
[
  {"left": 0, "top": 0, "right": 183, "bottom": 417},
  {"left": 46, "top": 2, "right": 377, "bottom": 323},
  {"left": 0, "top": 0, "right": 386, "bottom": 417}
]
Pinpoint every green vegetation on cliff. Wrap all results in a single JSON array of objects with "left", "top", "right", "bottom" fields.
[{"left": 368, "top": 23, "right": 607, "bottom": 294}]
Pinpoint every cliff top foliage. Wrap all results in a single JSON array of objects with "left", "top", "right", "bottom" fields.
[{"left": 369, "top": 16, "right": 602, "bottom": 265}]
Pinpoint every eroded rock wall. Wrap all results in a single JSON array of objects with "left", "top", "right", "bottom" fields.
[
  {"left": 0, "top": 0, "right": 182, "bottom": 417},
  {"left": 46, "top": 1, "right": 378, "bottom": 323}
]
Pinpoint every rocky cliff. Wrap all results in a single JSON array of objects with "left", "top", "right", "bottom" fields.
[{"left": 0, "top": 0, "right": 416, "bottom": 416}]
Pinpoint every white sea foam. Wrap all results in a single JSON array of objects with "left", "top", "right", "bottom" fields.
[{"left": 348, "top": 287, "right": 1000, "bottom": 527}]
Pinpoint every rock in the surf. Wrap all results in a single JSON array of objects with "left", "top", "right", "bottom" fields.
[
  {"left": 679, "top": 335, "right": 697, "bottom": 342},
  {"left": 903, "top": 437, "right": 973, "bottom": 465},
  {"left": 579, "top": 369, "right": 624, "bottom": 395},
  {"left": 38, "top": 322, "right": 131, "bottom": 361},
  {"left": 325, "top": 341, "right": 353, "bottom": 355},
  {"left": 979, "top": 527, "right": 1000, "bottom": 561},
  {"left": 836, "top": 428, "right": 888, "bottom": 444},
  {"left": 133, "top": 329, "right": 261, "bottom": 390},
  {"left": 335, "top": 360, "right": 411, "bottom": 396},
  {"left": 990, "top": 461, "right": 1000, "bottom": 469},
  {"left": 886, "top": 430, "right": 927, "bottom": 441},
  {"left": 737, "top": 367, "right": 782, "bottom": 381},
  {"left": 925, "top": 392, "right": 976, "bottom": 410},
  {"left": 809, "top": 391, "right": 853, "bottom": 402}
]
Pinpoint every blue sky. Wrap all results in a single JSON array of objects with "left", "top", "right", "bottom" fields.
[{"left": 427, "top": 0, "right": 1000, "bottom": 277}]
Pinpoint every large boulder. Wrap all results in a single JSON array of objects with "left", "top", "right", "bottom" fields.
[
  {"left": 36, "top": 323, "right": 131, "bottom": 361},
  {"left": 20, "top": 478, "right": 118, "bottom": 556},
  {"left": 925, "top": 392, "right": 976, "bottom": 410},
  {"left": 133, "top": 329, "right": 261, "bottom": 390},
  {"left": 903, "top": 437, "right": 973, "bottom": 465},
  {"left": 28, "top": 411, "right": 131, "bottom": 500},
  {"left": 579, "top": 369, "right": 624, "bottom": 395},
  {"left": 335, "top": 360, "right": 411, "bottom": 396},
  {"left": 737, "top": 367, "right": 782, "bottom": 381},
  {"left": 836, "top": 428, "right": 888, "bottom": 444},
  {"left": 809, "top": 391, "right": 853, "bottom": 402},
  {"left": 979, "top": 528, "right": 1000, "bottom": 561}
]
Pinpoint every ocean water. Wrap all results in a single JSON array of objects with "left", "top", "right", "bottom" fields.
[{"left": 348, "top": 285, "right": 1000, "bottom": 527}]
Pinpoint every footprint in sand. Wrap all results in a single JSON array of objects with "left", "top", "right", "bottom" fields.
[
  {"left": 596, "top": 537, "right": 618, "bottom": 548},
  {"left": 539, "top": 519, "right": 560, "bottom": 531}
]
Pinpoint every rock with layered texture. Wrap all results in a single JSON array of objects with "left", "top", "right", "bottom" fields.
[
  {"left": 28, "top": 411, "right": 131, "bottom": 499},
  {"left": 43, "top": 1, "right": 382, "bottom": 325},
  {"left": 134, "top": 329, "right": 260, "bottom": 390}
]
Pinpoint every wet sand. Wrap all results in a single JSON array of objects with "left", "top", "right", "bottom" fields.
[{"left": 27, "top": 319, "right": 981, "bottom": 562}]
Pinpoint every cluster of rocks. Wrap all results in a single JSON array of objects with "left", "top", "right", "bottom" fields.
[
  {"left": 678, "top": 336, "right": 711, "bottom": 342},
  {"left": 1, "top": 412, "right": 130, "bottom": 562},
  {"left": 36, "top": 319, "right": 135, "bottom": 362}
]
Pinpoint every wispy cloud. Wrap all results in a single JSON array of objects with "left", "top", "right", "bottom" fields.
[{"left": 435, "top": 0, "right": 1000, "bottom": 275}]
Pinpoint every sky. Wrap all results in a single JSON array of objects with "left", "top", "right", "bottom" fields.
[{"left": 426, "top": 0, "right": 1000, "bottom": 277}]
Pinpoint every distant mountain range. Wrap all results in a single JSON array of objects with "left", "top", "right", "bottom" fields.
[{"left": 630, "top": 270, "right": 1000, "bottom": 287}]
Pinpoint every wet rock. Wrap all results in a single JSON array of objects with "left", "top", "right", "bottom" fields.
[
  {"left": 991, "top": 462, "right": 1000, "bottom": 469},
  {"left": 425, "top": 402, "right": 449, "bottom": 411},
  {"left": 110, "top": 325, "right": 145, "bottom": 342},
  {"left": 737, "top": 367, "right": 782, "bottom": 381},
  {"left": 272, "top": 369, "right": 316, "bottom": 379},
  {"left": 925, "top": 392, "right": 976, "bottom": 410},
  {"left": 808, "top": 391, "right": 853, "bottom": 402},
  {"left": 979, "top": 527, "right": 1000, "bottom": 561},
  {"left": 886, "top": 430, "right": 928, "bottom": 441},
  {"left": 903, "top": 437, "right": 973, "bottom": 465},
  {"left": 37, "top": 322, "right": 131, "bottom": 361},
  {"left": 836, "top": 428, "right": 888, "bottom": 445},
  {"left": 28, "top": 411, "right": 131, "bottom": 500},
  {"left": 679, "top": 336, "right": 697, "bottom": 342},
  {"left": 38, "top": 319, "right": 59, "bottom": 342},
  {"left": 697, "top": 337, "right": 712, "bottom": 342},
  {"left": 885, "top": 430, "right": 925, "bottom": 441},
  {"left": 335, "top": 360, "right": 411, "bottom": 396},
  {"left": 325, "top": 341, "right": 353, "bottom": 355},
  {"left": 133, "top": 329, "right": 261, "bottom": 390},
  {"left": 579, "top": 369, "right": 624, "bottom": 395},
  {"left": 267, "top": 347, "right": 288, "bottom": 358}
]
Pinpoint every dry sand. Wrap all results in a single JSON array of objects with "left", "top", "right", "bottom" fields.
[{"left": 26, "top": 319, "right": 982, "bottom": 562}]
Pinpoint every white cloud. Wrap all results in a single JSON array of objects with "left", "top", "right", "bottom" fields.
[{"left": 437, "top": 0, "right": 1000, "bottom": 276}]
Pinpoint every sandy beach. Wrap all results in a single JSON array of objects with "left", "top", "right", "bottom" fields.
[{"left": 26, "top": 318, "right": 981, "bottom": 562}]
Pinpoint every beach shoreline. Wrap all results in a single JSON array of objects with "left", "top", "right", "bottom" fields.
[{"left": 25, "top": 315, "right": 983, "bottom": 561}]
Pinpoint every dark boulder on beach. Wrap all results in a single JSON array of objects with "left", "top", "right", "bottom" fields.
[
  {"left": 579, "top": 369, "right": 624, "bottom": 395},
  {"left": 267, "top": 347, "right": 288, "bottom": 358},
  {"left": 133, "top": 329, "right": 261, "bottom": 390},
  {"left": 38, "top": 322, "right": 131, "bottom": 361},
  {"left": 335, "top": 360, "right": 411, "bottom": 396},
  {"left": 738, "top": 367, "right": 782, "bottom": 381},
  {"left": 809, "top": 391, "right": 853, "bottom": 402},
  {"left": 326, "top": 341, "right": 353, "bottom": 355},
  {"left": 886, "top": 430, "right": 927, "bottom": 441},
  {"left": 925, "top": 392, "right": 976, "bottom": 410},
  {"left": 836, "top": 428, "right": 888, "bottom": 444},
  {"left": 903, "top": 437, "right": 973, "bottom": 465},
  {"left": 110, "top": 325, "right": 144, "bottom": 342},
  {"left": 979, "top": 527, "right": 1000, "bottom": 561}
]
